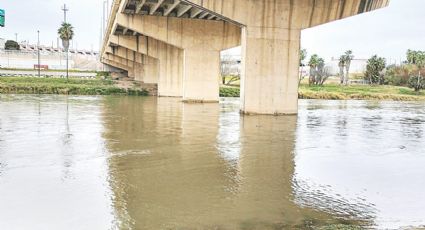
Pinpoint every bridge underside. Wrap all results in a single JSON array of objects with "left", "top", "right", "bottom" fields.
[{"left": 102, "top": 0, "right": 389, "bottom": 114}]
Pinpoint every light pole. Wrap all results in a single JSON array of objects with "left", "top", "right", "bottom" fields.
[
  {"left": 62, "top": 4, "right": 69, "bottom": 80},
  {"left": 37, "top": 30, "right": 41, "bottom": 78}
]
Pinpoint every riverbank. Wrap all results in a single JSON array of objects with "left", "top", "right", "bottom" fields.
[
  {"left": 0, "top": 77, "right": 148, "bottom": 96},
  {"left": 2, "top": 77, "right": 424, "bottom": 101},
  {"left": 220, "top": 84, "right": 425, "bottom": 101}
]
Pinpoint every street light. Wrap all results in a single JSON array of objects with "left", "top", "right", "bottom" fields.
[{"left": 37, "top": 30, "right": 41, "bottom": 78}]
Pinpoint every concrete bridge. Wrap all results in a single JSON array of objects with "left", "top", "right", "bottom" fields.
[{"left": 101, "top": 0, "right": 389, "bottom": 115}]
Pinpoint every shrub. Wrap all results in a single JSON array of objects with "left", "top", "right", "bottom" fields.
[
  {"left": 385, "top": 65, "right": 411, "bottom": 86},
  {"left": 408, "top": 75, "right": 425, "bottom": 92},
  {"left": 365, "top": 55, "right": 386, "bottom": 84},
  {"left": 5, "top": 40, "right": 20, "bottom": 50}
]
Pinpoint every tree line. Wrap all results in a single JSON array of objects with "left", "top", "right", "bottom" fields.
[{"left": 299, "top": 49, "right": 425, "bottom": 92}]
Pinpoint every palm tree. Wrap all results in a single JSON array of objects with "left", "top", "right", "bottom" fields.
[
  {"left": 299, "top": 49, "right": 307, "bottom": 84},
  {"left": 338, "top": 55, "right": 346, "bottom": 84},
  {"left": 343, "top": 50, "right": 354, "bottom": 85},
  {"left": 58, "top": 22, "right": 74, "bottom": 51},
  {"left": 308, "top": 54, "right": 325, "bottom": 85},
  {"left": 58, "top": 22, "right": 74, "bottom": 80}
]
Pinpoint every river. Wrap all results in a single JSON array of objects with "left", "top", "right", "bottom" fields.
[{"left": 0, "top": 95, "right": 424, "bottom": 229}]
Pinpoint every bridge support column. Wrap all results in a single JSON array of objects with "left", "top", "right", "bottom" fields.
[
  {"left": 241, "top": 27, "right": 301, "bottom": 115},
  {"left": 140, "top": 56, "right": 159, "bottom": 84},
  {"left": 183, "top": 48, "right": 220, "bottom": 102},
  {"left": 157, "top": 42, "right": 184, "bottom": 97}
]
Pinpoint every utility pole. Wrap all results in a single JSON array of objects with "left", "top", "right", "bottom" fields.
[
  {"left": 37, "top": 30, "right": 41, "bottom": 78},
  {"left": 62, "top": 4, "right": 69, "bottom": 23},
  {"left": 62, "top": 4, "right": 69, "bottom": 80},
  {"left": 15, "top": 33, "right": 18, "bottom": 42}
]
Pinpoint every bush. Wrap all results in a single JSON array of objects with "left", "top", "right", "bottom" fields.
[
  {"left": 365, "top": 55, "right": 386, "bottom": 84},
  {"left": 385, "top": 64, "right": 424, "bottom": 86},
  {"left": 5, "top": 40, "right": 20, "bottom": 50},
  {"left": 408, "top": 75, "right": 425, "bottom": 92}
]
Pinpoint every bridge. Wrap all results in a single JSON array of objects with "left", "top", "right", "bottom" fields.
[{"left": 101, "top": 0, "right": 390, "bottom": 115}]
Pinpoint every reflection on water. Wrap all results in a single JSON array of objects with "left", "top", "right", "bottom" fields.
[{"left": 1, "top": 95, "right": 425, "bottom": 229}]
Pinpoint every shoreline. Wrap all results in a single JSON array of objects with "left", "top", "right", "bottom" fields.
[
  {"left": 1, "top": 77, "right": 425, "bottom": 101},
  {"left": 220, "top": 85, "right": 425, "bottom": 101},
  {"left": 0, "top": 77, "right": 148, "bottom": 96}
]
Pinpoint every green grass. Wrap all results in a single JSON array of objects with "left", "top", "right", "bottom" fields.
[
  {"left": 219, "top": 84, "right": 425, "bottom": 101},
  {"left": 2, "top": 77, "right": 424, "bottom": 100},
  {"left": 0, "top": 77, "right": 148, "bottom": 96},
  {"left": 299, "top": 84, "right": 425, "bottom": 101},
  {"left": 220, "top": 87, "right": 240, "bottom": 97}
]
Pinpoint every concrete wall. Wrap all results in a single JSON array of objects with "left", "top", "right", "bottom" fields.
[{"left": 0, "top": 49, "right": 101, "bottom": 71}]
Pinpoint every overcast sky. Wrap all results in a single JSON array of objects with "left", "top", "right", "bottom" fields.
[{"left": 0, "top": 0, "right": 424, "bottom": 62}]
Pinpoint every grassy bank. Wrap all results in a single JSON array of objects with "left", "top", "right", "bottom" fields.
[
  {"left": 0, "top": 77, "right": 148, "bottom": 96},
  {"left": 299, "top": 84, "right": 425, "bottom": 101},
  {"left": 220, "top": 84, "right": 425, "bottom": 101}
]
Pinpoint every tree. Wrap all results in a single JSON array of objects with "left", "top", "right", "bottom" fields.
[
  {"left": 408, "top": 75, "right": 425, "bottom": 92},
  {"left": 338, "top": 50, "right": 354, "bottom": 85},
  {"left": 308, "top": 54, "right": 320, "bottom": 85},
  {"left": 308, "top": 54, "right": 329, "bottom": 85},
  {"left": 343, "top": 50, "right": 354, "bottom": 85},
  {"left": 299, "top": 49, "right": 307, "bottom": 84},
  {"left": 365, "top": 55, "right": 386, "bottom": 84},
  {"left": 314, "top": 61, "right": 331, "bottom": 85},
  {"left": 5, "top": 40, "right": 20, "bottom": 50},
  {"left": 406, "top": 49, "right": 425, "bottom": 65},
  {"left": 58, "top": 22, "right": 74, "bottom": 80},
  {"left": 406, "top": 50, "right": 425, "bottom": 93},
  {"left": 407, "top": 51, "right": 425, "bottom": 92},
  {"left": 58, "top": 22, "right": 74, "bottom": 50},
  {"left": 220, "top": 54, "right": 240, "bottom": 85}
]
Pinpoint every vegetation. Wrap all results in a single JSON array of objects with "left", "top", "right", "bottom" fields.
[
  {"left": 338, "top": 50, "right": 354, "bottom": 85},
  {"left": 385, "top": 64, "right": 415, "bottom": 86},
  {"left": 220, "top": 87, "right": 240, "bottom": 97},
  {"left": 406, "top": 49, "right": 425, "bottom": 65},
  {"left": 221, "top": 54, "right": 240, "bottom": 85},
  {"left": 218, "top": 84, "right": 425, "bottom": 100},
  {"left": 365, "top": 55, "right": 386, "bottom": 84},
  {"left": 405, "top": 49, "right": 425, "bottom": 92},
  {"left": 299, "top": 83, "right": 425, "bottom": 100},
  {"left": 299, "top": 48, "right": 307, "bottom": 84},
  {"left": 0, "top": 77, "right": 148, "bottom": 96},
  {"left": 308, "top": 54, "right": 330, "bottom": 85},
  {"left": 5, "top": 40, "right": 20, "bottom": 50},
  {"left": 408, "top": 74, "right": 425, "bottom": 92},
  {"left": 58, "top": 22, "right": 74, "bottom": 50}
]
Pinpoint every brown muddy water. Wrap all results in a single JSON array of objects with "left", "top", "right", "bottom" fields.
[{"left": 0, "top": 95, "right": 424, "bottom": 230}]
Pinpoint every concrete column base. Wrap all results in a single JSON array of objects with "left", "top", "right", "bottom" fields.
[
  {"left": 240, "top": 27, "right": 301, "bottom": 115},
  {"left": 183, "top": 48, "right": 220, "bottom": 103}
]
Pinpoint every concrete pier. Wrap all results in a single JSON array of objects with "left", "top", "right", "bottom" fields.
[
  {"left": 101, "top": 0, "right": 389, "bottom": 114},
  {"left": 108, "top": 35, "right": 184, "bottom": 97}
]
